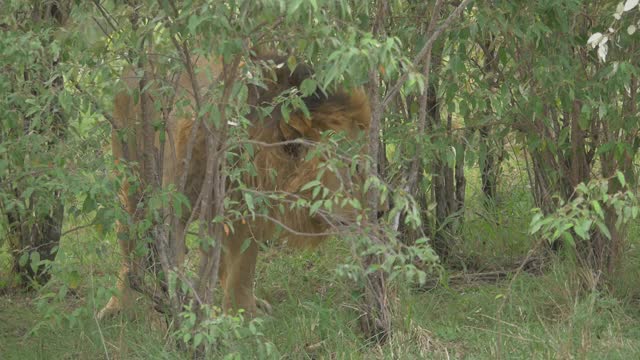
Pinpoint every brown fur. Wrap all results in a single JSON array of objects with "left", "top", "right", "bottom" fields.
[{"left": 99, "top": 56, "right": 370, "bottom": 318}]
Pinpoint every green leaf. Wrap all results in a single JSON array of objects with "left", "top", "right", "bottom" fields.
[
  {"left": 529, "top": 212, "right": 544, "bottom": 234},
  {"left": 591, "top": 201, "right": 604, "bottom": 219},
  {"left": 598, "top": 104, "right": 607, "bottom": 120},
  {"left": 300, "top": 78, "right": 317, "bottom": 96},
  {"left": 363, "top": 177, "right": 376, "bottom": 194},
  {"left": 19, "top": 252, "right": 29, "bottom": 268},
  {"left": 188, "top": 15, "right": 204, "bottom": 36},
  {"left": 287, "top": 55, "right": 297, "bottom": 73},
  {"left": 240, "top": 238, "right": 252, "bottom": 254},
  {"left": 22, "top": 187, "right": 35, "bottom": 201},
  {"left": 616, "top": 171, "right": 626, "bottom": 188},
  {"left": 82, "top": 195, "right": 97, "bottom": 213},
  {"left": 574, "top": 219, "right": 592, "bottom": 240},
  {"left": 561, "top": 232, "right": 576, "bottom": 248},
  {"left": 350, "top": 199, "right": 362, "bottom": 210},
  {"left": 281, "top": 104, "right": 291, "bottom": 122},
  {"left": 193, "top": 333, "right": 203, "bottom": 348},
  {"left": 323, "top": 200, "right": 333, "bottom": 212},
  {"left": 596, "top": 221, "right": 611, "bottom": 240},
  {"left": 30, "top": 251, "right": 41, "bottom": 273},
  {"left": 287, "top": 0, "right": 303, "bottom": 17},
  {"left": 172, "top": 192, "right": 190, "bottom": 219},
  {"left": 417, "top": 271, "right": 426, "bottom": 285},
  {"left": 68, "top": 270, "right": 81, "bottom": 289},
  {"left": 310, "top": 201, "right": 322, "bottom": 215},
  {"left": 244, "top": 192, "right": 255, "bottom": 212},
  {"left": 300, "top": 180, "right": 321, "bottom": 192}
]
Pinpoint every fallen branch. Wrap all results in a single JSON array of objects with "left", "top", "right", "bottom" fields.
[{"left": 418, "top": 256, "right": 548, "bottom": 291}]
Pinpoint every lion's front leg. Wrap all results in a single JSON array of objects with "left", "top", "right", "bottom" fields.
[
  {"left": 220, "top": 225, "right": 259, "bottom": 317},
  {"left": 97, "top": 221, "right": 140, "bottom": 320}
]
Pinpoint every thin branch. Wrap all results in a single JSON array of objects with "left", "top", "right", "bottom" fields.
[
  {"left": 92, "top": 0, "right": 119, "bottom": 32},
  {"left": 253, "top": 213, "right": 341, "bottom": 237},
  {"left": 381, "top": 0, "right": 474, "bottom": 108},
  {"left": 61, "top": 222, "right": 96, "bottom": 237},
  {"left": 239, "top": 188, "right": 354, "bottom": 229},
  {"left": 91, "top": 16, "right": 113, "bottom": 44}
]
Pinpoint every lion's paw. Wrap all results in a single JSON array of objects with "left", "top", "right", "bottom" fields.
[{"left": 96, "top": 296, "right": 124, "bottom": 321}]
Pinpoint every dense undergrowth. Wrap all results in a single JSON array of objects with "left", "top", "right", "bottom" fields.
[{"left": 2, "top": 169, "right": 639, "bottom": 360}]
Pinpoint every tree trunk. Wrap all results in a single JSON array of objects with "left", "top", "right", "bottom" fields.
[
  {"left": 524, "top": 97, "right": 632, "bottom": 277},
  {"left": 429, "top": 86, "right": 466, "bottom": 260},
  {"left": 362, "top": 49, "right": 392, "bottom": 346},
  {"left": 359, "top": 0, "right": 392, "bottom": 343},
  {"left": 480, "top": 127, "right": 502, "bottom": 202},
  {"left": 454, "top": 125, "right": 467, "bottom": 217},
  {"left": 478, "top": 39, "right": 503, "bottom": 203}
]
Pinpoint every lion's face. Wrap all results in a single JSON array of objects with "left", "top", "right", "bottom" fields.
[
  {"left": 238, "top": 57, "right": 373, "bottom": 239},
  {"left": 277, "top": 89, "right": 372, "bottom": 229}
]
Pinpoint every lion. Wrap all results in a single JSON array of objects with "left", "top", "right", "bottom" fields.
[{"left": 98, "top": 54, "right": 371, "bottom": 319}]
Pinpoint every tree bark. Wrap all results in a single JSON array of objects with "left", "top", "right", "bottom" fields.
[
  {"left": 478, "top": 39, "right": 503, "bottom": 203},
  {"left": 480, "top": 127, "right": 501, "bottom": 202},
  {"left": 359, "top": 0, "right": 392, "bottom": 344}
]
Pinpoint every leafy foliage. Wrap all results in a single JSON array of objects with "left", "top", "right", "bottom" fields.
[
  {"left": 2, "top": 0, "right": 640, "bottom": 357},
  {"left": 530, "top": 173, "right": 640, "bottom": 248}
]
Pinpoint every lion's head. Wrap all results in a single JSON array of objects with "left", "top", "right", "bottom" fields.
[{"left": 240, "top": 57, "right": 371, "bottom": 246}]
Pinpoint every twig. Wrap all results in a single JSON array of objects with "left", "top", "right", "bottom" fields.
[
  {"left": 91, "top": 16, "right": 113, "bottom": 44},
  {"left": 381, "top": 0, "right": 474, "bottom": 108},
  {"left": 61, "top": 222, "right": 96, "bottom": 237},
  {"left": 92, "top": 0, "right": 119, "bottom": 33},
  {"left": 253, "top": 213, "right": 342, "bottom": 237},
  {"left": 418, "top": 256, "right": 547, "bottom": 290}
]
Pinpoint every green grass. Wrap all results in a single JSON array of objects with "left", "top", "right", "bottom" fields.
[
  {"left": 2, "top": 231, "right": 640, "bottom": 359},
  {"left": 2, "top": 168, "right": 640, "bottom": 359}
]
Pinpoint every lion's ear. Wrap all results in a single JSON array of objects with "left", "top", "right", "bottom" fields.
[{"left": 279, "top": 114, "right": 314, "bottom": 140}]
